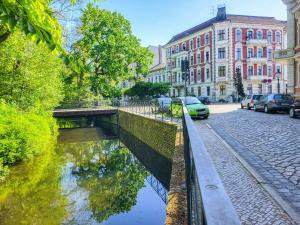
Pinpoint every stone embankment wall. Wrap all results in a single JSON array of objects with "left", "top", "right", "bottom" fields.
[
  {"left": 118, "top": 110, "right": 177, "bottom": 161},
  {"left": 118, "top": 110, "right": 187, "bottom": 225}
]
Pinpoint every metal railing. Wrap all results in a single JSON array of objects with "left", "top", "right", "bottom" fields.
[
  {"left": 182, "top": 106, "right": 240, "bottom": 225},
  {"left": 118, "top": 100, "right": 182, "bottom": 124}
]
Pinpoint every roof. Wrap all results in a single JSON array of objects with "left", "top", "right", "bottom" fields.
[
  {"left": 149, "top": 63, "right": 166, "bottom": 72},
  {"left": 166, "top": 14, "right": 287, "bottom": 45}
]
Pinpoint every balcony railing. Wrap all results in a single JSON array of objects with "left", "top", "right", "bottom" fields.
[
  {"left": 274, "top": 48, "right": 295, "bottom": 60},
  {"left": 247, "top": 57, "right": 267, "bottom": 64},
  {"left": 246, "top": 38, "right": 268, "bottom": 46}
]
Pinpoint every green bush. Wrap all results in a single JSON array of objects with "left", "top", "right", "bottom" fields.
[{"left": 0, "top": 102, "right": 57, "bottom": 181}]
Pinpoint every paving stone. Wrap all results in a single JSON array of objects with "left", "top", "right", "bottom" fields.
[
  {"left": 194, "top": 122, "right": 296, "bottom": 225},
  {"left": 204, "top": 104, "right": 300, "bottom": 217}
]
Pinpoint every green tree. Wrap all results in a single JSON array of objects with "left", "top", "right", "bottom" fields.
[
  {"left": 65, "top": 4, "right": 153, "bottom": 99},
  {"left": 124, "top": 81, "right": 170, "bottom": 99},
  {"left": 234, "top": 68, "right": 245, "bottom": 99},
  {"left": 0, "top": 31, "right": 63, "bottom": 112},
  {"left": 0, "top": 0, "right": 96, "bottom": 50}
]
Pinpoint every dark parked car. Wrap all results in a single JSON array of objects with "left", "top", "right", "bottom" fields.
[
  {"left": 253, "top": 94, "right": 294, "bottom": 113},
  {"left": 289, "top": 100, "right": 300, "bottom": 118},
  {"left": 197, "top": 96, "right": 210, "bottom": 105}
]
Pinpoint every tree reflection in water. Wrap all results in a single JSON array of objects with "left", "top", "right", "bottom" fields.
[
  {"left": 58, "top": 139, "right": 149, "bottom": 224},
  {"left": 0, "top": 133, "right": 149, "bottom": 225}
]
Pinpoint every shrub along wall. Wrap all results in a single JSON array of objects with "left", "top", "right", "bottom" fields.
[{"left": 118, "top": 110, "right": 177, "bottom": 161}]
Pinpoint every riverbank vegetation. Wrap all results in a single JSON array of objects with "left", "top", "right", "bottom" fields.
[{"left": 0, "top": 2, "right": 153, "bottom": 181}]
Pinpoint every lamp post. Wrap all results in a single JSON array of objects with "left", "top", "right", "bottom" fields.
[{"left": 275, "top": 69, "right": 281, "bottom": 94}]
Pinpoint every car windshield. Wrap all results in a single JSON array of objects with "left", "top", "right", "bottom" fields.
[
  {"left": 274, "top": 95, "right": 293, "bottom": 100},
  {"left": 158, "top": 98, "right": 171, "bottom": 104},
  {"left": 253, "top": 95, "right": 262, "bottom": 100},
  {"left": 181, "top": 97, "right": 201, "bottom": 105}
]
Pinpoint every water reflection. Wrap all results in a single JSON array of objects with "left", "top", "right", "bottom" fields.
[{"left": 0, "top": 124, "right": 169, "bottom": 225}]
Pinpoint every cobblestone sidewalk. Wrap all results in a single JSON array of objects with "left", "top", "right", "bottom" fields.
[{"left": 195, "top": 122, "right": 297, "bottom": 225}]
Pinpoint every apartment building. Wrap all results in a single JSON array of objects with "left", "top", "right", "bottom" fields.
[
  {"left": 275, "top": 0, "right": 300, "bottom": 98},
  {"left": 165, "top": 6, "right": 287, "bottom": 100},
  {"left": 146, "top": 45, "right": 168, "bottom": 84}
]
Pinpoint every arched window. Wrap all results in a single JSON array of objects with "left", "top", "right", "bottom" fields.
[
  {"left": 275, "top": 31, "right": 281, "bottom": 43},
  {"left": 257, "top": 30, "right": 263, "bottom": 40},
  {"left": 267, "top": 31, "right": 272, "bottom": 43},
  {"left": 236, "top": 29, "right": 241, "bottom": 42},
  {"left": 247, "top": 30, "right": 253, "bottom": 40}
]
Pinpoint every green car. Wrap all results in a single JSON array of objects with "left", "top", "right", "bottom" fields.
[{"left": 172, "top": 96, "right": 210, "bottom": 119}]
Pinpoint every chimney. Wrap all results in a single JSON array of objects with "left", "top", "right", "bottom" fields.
[{"left": 216, "top": 5, "right": 227, "bottom": 21}]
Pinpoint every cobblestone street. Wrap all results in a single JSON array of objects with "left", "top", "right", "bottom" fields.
[{"left": 197, "top": 104, "right": 300, "bottom": 223}]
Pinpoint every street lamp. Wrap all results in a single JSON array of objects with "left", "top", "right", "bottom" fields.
[{"left": 275, "top": 69, "right": 281, "bottom": 94}]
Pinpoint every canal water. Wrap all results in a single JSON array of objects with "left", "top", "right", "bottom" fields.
[{"left": 0, "top": 119, "right": 171, "bottom": 225}]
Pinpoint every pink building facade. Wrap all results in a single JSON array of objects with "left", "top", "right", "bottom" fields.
[{"left": 165, "top": 7, "right": 287, "bottom": 100}]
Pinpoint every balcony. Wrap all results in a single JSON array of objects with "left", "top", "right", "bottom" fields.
[
  {"left": 246, "top": 39, "right": 268, "bottom": 46},
  {"left": 247, "top": 57, "right": 267, "bottom": 64},
  {"left": 171, "top": 49, "right": 189, "bottom": 56},
  {"left": 274, "top": 48, "right": 295, "bottom": 63}
]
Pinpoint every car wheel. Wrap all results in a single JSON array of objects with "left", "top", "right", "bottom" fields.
[
  {"left": 204, "top": 115, "right": 209, "bottom": 119},
  {"left": 241, "top": 104, "right": 244, "bottom": 109},
  {"left": 247, "top": 103, "right": 251, "bottom": 110},
  {"left": 289, "top": 108, "right": 296, "bottom": 118},
  {"left": 264, "top": 105, "right": 269, "bottom": 113},
  {"left": 254, "top": 105, "right": 257, "bottom": 111}
]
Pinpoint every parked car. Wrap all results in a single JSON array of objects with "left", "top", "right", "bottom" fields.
[
  {"left": 253, "top": 94, "right": 294, "bottom": 113},
  {"left": 197, "top": 96, "right": 210, "bottom": 105},
  {"left": 172, "top": 97, "right": 209, "bottom": 119},
  {"left": 152, "top": 97, "right": 172, "bottom": 112},
  {"left": 241, "top": 94, "right": 263, "bottom": 109},
  {"left": 289, "top": 100, "right": 300, "bottom": 118}
]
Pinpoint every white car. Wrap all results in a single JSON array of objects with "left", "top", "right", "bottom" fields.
[{"left": 241, "top": 94, "right": 262, "bottom": 110}]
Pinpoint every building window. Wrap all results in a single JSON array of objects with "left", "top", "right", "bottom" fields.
[
  {"left": 197, "top": 53, "right": 201, "bottom": 64},
  {"left": 206, "top": 68, "right": 210, "bottom": 80},
  {"left": 257, "top": 30, "right": 263, "bottom": 40},
  {"left": 207, "top": 86, "right": 211, "bottom": 96},
  {"left": 298, "top": 24, "right": 300, "bottom": 45},
  {"left": 267, "top": 49, "right": 272, "bottom": 60},
  {"left": 257, "top": 48, "right": 263, "bottom": 58},
  {"left": 159, "top": 76, "right": 161, "bottom": 83},
  {"left": 268, "top": 66, "right": 272, "bottom": 77},
  {"left": 218, "top": 30, "right": 226, "bottom": 41},
  {"left": 198, "top": 87, "right": 201, "bottom": 96},
  {"left": 220, "top": 85, "right": 226, "bottom": 96},
  {"left": 258, "top": 84, "right": 262, "bottom": 94},
  {"left": 247, "top": 48, "right": 253, "bottom": 58},
  {"left": 177, "top": 58, "right": 180, "bottom": 68},
  {"left": 267, "top": 31, "right": 272, "bottom": 43},
  {"left": 268, "top": 85, "right": 272, "bottom": 94},
  {"left": 190, "top": 70, "right": 194, "bottom": 83},
  {"left": 218, "top": 47, "right": 226, "bottom": 59},
  {"left": 276, "top": 65, "right": 281, "bottom": 74},
  {"left": 191, "top": 87, "right": 194, "bottom": 95},
  {"left": 248, "top": 84, "right": 253, "bottom": 95},
  {"left": 190, "top": 40, "right": 194, "bottom": 50},
  {"left": 258, "top": 65, "right": 263, "bottom": 75},
  {"left": 206, "top": 51, "right": 209, "bottom": 62},
  {"left": 176, "top": 45, "right": 179, "bottom": 53},
  {"left": 218, "top": 66, "right": 226, "bottom": 77},
  {"left": 248, "top": 66, "right": 254, "bottom": 76},
  {"left": 197, "top": 69, "right": 201, "bottom": 81},
  {"left": 247, "top": 30, "right": 253, "bottom": 40},
  {"left": 197, "top": 37, "right": 201, "bottom": 48},
  {"left": 236, "top": 48, "right": 241, "bottom": 60},
  {"left": 171, "top": 47, "right": 175, "bottom": 54},
  {"left": 163, "top": 75, "right": 165, "bottom": 82},
  {"left": 236, "top": 29, "right": 241, "bottom": 42},
  {"left": 205, "top": 33, "right": 209, "bottom": 45},
  {"left": 190, "top": 56, "right": 194, "bottom": 66},
  {"left": 183, "top": 43, "right": 186, "bottom": 50},
  {"left": 275, "top": 31, "right": 281, "bottom": 43}
]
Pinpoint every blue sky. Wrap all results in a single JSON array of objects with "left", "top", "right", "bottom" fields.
[{"left": 98, "top": 0, "right": 287, "bottom": 47}]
